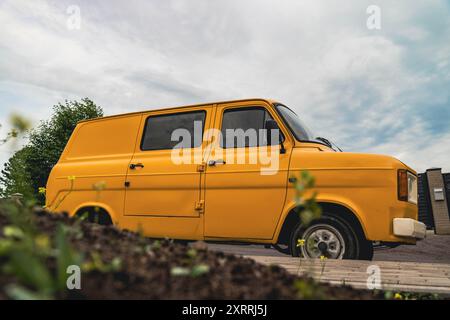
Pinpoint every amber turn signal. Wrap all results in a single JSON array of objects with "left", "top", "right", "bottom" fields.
[{"left": 398, "top": 169, "right": 408, "bottom": 201}]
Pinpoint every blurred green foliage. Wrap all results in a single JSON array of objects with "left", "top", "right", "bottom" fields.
[
  {"left": 0, "top": 200, "right": 124, "bottom": 300},
  {"left": 292, "top": 170, "right": 322, "bottom": 226},
  {"left": 0, "top": 114, "right": 31, "bottom": 145},
  {"left": 0, "top": 98, "right": 103, "bottom": 203},
  {"left": 0, "top": 201, "right": 83, "bottom": 299}
]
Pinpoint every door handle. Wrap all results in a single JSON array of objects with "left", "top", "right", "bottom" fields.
[
  {"left": 208, "top": 159, "right": 226, "bottom": 166},
  {"left": 129, "top": 163, "right": 145, "bottom": 170}
]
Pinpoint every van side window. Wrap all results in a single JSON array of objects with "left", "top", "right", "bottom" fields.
[
  {"left": 221, "top": 107, "right": 276, "bottom": 148},
  {"left": 141, "top": 111, "right": 206, "bottom": 150}
]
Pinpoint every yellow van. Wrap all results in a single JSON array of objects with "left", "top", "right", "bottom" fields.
[{"left": 46, "top": 98, "right": 425, "bottom": 260}]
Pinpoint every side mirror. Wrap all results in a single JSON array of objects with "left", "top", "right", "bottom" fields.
[{"left": 265, "top": 119, "right": 286, "bottom": 154}]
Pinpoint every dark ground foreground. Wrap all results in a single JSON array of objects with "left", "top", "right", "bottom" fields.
[{"left": 0, "top": 209, "right": 384, "bottom": 300}]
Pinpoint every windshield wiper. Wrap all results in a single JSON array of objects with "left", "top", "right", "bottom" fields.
[
  {"left": 316, "top": 137, "right": 332, "bottom": 148},
  {"left": 316, "top": 137, "right": 343, "bottom": 152}
]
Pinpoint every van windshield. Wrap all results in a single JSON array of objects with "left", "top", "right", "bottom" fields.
[{"left": 275, "top": 104, "right": 318, "bottom": 143}]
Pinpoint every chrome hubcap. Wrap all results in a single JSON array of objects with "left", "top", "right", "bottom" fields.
[{"left": 299, "top": 224, "right": 345, "bottom": 259}]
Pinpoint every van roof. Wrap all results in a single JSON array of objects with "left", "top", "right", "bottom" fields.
[{"left": 78, "top": 98, "right": 278, "bottom": 124}]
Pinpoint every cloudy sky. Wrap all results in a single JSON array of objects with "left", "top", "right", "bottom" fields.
[{"left": 0, "top": 0, "right": 449, "bottom": 172}]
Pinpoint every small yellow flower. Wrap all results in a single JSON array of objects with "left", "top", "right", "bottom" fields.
[
  {"left": 320, "top": 255, "right": 327, "bottom": 261},
  {"left": 35, "top": 234, "right": 50, "bottom": 251},
  {"left": 81, "top": 261, "right": 95, "bottom": 272},
  {"left": 297, "top": 239, "right": 306, "bottom": 247},
  {"left": 38, "top": 187, "right": 47, "bottom": 194},
  {"left": 67, "top": 176, "right": 76, "bottom": 181},
  {"left": 394, "top": 293, "right": 403, "bottom": 300}
]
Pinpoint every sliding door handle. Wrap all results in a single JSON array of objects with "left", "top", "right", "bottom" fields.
[{"left": 208, "top": 159, "right": 226, "bottom": 166}]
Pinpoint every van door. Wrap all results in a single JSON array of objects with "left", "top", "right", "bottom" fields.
[
  {"left": 124, "top": 106, "right": 212, "bottom": 220},
  {"left": 204, "top": 102, "right": 292, "bottom": 240}
]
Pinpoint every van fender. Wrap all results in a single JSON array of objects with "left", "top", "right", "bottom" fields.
[{"left": 274, "top": 194, "right": 369, "bottom": 242}]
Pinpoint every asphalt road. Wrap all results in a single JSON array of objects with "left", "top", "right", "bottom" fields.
[{"left": 206, "top": 234, "right": 450, "bottom": 264}]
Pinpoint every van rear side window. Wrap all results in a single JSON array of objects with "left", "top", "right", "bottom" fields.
[{"left": 141, "top": 111, "right": 206, "bottom": 151}]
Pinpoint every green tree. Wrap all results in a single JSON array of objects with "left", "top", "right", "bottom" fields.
[
  {"left": 0, "top": 114, "right": 32, "bottom": 198},
  {"left": 0, "top": 147, "right": 34, "bottom": 200},
  {"left": 0, "top": 98, "right": 103, "bottom": 203}
]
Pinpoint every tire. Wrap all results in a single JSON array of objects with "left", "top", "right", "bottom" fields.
[
  {"left": 358, "top": 238, "right": 374, "bottom": 260},
  {"left": 290, "top": 214, "right": 371, "bottom": 260},
  {"left": 272, "top": 244, "right": 291, "bottom": 255}
]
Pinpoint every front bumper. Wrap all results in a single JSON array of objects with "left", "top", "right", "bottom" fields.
[{"left": 393, "top": 218, "right": 426, "bottom": 240}]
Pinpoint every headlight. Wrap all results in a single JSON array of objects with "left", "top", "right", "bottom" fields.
[
  {"left": 398, "top": 169, "right": 418, "bottom": 204},
  {"left": 407, "top": 172, "right": 418, "bottom": 204}
]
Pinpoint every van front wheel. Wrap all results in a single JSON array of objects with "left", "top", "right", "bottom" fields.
[{"left": 290, "top": 216, "right": 361, "bottom": 259}]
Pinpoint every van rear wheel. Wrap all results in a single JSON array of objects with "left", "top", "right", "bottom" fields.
[
  {"left": 75, "top": 207, "right": 113, "bottom": 226},
  {"left": 290, "top": 215, "right": 368, "bottom": 260}
]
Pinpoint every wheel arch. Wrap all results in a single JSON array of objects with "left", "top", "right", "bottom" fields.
[
  {"left": 71, "top": 202, "right": 116, "bottom": 224},
  {"left": 275, "top": 200, "right": 368, "bottom": 246}
]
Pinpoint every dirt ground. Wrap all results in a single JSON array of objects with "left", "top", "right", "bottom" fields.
[
  {"left": 0, "top": 209, "right": 382, "bottom": 300},
  {"left": 206, "top": 234, "right": 450, "bottom": 264}
]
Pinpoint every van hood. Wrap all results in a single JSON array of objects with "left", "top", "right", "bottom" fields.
[{"left": 292, "top": 146, "right": 417, "bottom": 173}]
